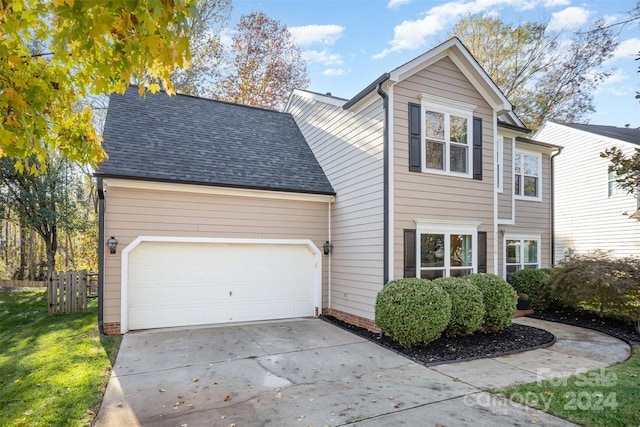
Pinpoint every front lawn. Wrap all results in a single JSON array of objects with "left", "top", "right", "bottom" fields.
[
  {"left": 0, "top": 289, "right": 121, "bottom": 427},
  {"left": 494, "top": 346, "right": 640, "bottom": 427}
]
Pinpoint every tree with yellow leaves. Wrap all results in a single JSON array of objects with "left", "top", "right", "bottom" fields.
[{"left": 1, "top": 0, "right": 199, "bottom": 170}]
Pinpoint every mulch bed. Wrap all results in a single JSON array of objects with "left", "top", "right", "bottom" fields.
[
  {"left": 530, "top": 307, "right": 640, "bottom": 345},
  {"left": 321, "top": 315, "right": 555, "bottom": 366}
]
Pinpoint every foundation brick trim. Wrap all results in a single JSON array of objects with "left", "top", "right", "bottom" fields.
[
  {"left": 103, "top": 322, "right": 121, "bottom": 336},
  {"left": 322, "top": 308, "right": 381, "bottom": 333}
]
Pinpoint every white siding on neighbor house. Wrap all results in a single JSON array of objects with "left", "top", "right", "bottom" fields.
[
  {"left": 391, "top": 57, "right": 496, "bottom": 278},
  {"left": 288, "top": 93, "right": 384, "bottom": 321},
  {"left": 102, "top": 185, "right": 330, "bottom": 324},
  {"left": 536, "top": 122, "right": 640, "bottom": 260}
]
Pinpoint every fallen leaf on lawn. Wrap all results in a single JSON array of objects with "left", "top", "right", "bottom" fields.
[
  {"left": 436, "top": 424, "right": 444, "bottom": 427},
  {"left": 191, "top": 378, "right": 199, "bottom": 382},
  {"left": 387, "top": 396, "right": 394, "bottom": 400},
  {"left": 544, "top": 391, "right": 552, "bottom": 396},
  {"left": 86, "top": 410, "right": 95, "bottom": 416},
  {"left": 531, "top": 421, "right": 539, "bottom": 425},
  {"left": 394, "top": 404, "right": 401, "bottom": 409},
  {"left": 115, "top": 402, "right": 123, "bottom": 408},
  {"left": 370, "top": 399, "right": 377, "bottom": 403},
  {"left": 158, "top": 388, "right": 165, "bottom": 392},
  {"left": 531, "top": 413, "right": 540, "bottom": 417},
  {"left": 275, "top": 392, "right": 282, "bottom": 399},
  {"left": 180, "top": 424, "right": 188, "bottom": 427},
  {"left": 188, "top": 404, "right": 194, "bottom": 408},
  {"left": 453, "top": 377, "right": 461, "bottom": 382},
  {"left": 24, "top": 410, "right": 33, "bottom": 415},
  {"left": 224, "top": 395, "right": 231, "bottom": 402},
  {"left": 228, "top": 424, "right": 236, "bottom": 427},
  {"left": 213, "top": 381, "right": 219, "bottom": 385},
  {"left": 177, "top": 395, "right": 183, "bottom": 399}
]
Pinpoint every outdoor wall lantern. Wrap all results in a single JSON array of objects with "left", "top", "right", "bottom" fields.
[
  {"left": 107, "top": 236, "right": 118, "bottom": 254},
  {"left": 323, "top": 240, "right": 333, "bottom": 255}
]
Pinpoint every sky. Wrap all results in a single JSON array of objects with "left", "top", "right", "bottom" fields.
[{"left": 226, "top": 0, "right": 640, "bottom": 128}]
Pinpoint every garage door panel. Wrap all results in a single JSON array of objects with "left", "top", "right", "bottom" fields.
[{"left": 127, "top": 241, "right": 317, "bottom": 330}]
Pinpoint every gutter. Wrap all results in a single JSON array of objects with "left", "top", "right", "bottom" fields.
[
  {"left": 344, "top": 73, "right": 390, "bottom": 110},
  {"left": 377, "top": 82, "right": 390, "bottom": 285},
  {"left": 96, "top": 177, "right": 105, "bottom": 334},
  {"left": 550, "top": 148, "right": 563, "bottom": 266}
]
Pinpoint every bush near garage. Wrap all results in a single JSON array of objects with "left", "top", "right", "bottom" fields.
[
  {"left": 468, "top": 273, "right": 517, "bottom": 332},
  {"left": 508, "top": 268, "right": 555, "bottom": 310},
  {"left": 548, "top": 250, "right": 640, "bottom": 321},
  {"left": 432, "top": 277, "right": 485, "bottom": 337},
  {"left": 375, "top": 278, "right": 451, "bottom": 347}
]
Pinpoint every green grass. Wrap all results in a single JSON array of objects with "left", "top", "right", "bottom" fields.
[
  {"left": 0, "top": 289, "right": 121, "bottom": 427},
  {"left": 494, "top": 346, "right": 640, "bottom": 427}
]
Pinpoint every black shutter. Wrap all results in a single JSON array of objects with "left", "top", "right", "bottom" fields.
[
  {"left": 404, "top": 229, "right": 417, "bottom": 278},
  {"left": 473, "top": 116, "right": 482, "bottom": 180},
  {"left": 408, "top": 103, "right": 421, "bottom": 172},
  {"left": 477, "top": 231, "right": 487, "bottom": 273}
]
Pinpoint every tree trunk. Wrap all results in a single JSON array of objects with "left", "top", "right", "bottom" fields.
[
  {"left": 15, "top": 221, "right": 27, "bottom": 280},
  {"left": 44, "top": 226, "right": 58, "bottom": 277}
]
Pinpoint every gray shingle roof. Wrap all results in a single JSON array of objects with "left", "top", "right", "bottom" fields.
[
  {"left": 562, "top": 123, "right": 640, "bottom": 146},
  {"left": 96, "top": 86, "right": 335, "bottom": 195}
]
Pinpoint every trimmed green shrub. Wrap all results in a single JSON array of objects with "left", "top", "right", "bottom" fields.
[
  {"left": 468, "top": 273, "right": 517, "bottom": 332},
  {"left": 433, "top": 277, "right": 485, "bottom": 337},
  {"left": 508, "top": 268, "right": 554, "bottom": 310},
  {"left": 375, "top": 278, "right": 452, "bottom": 347},
  {"left": 548, "top": 251, "right": 640, "bottom": 321}
]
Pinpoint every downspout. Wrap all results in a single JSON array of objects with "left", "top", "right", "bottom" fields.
[
  {"left": 327, "top": 200, "right": 331, "bottom": 310},
  {"left": 377, "top": 82, "right": 390, "bottom": 285},
  {"left": 550, "top": 148, "right": 562, "bottom": 266},
  {"left": 97, "top": 177, "right": 105, "bottom": 334}
]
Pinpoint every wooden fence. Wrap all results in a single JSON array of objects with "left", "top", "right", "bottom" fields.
[
  {"left": 47, "top": 270, "right": 88, "bottom": 315},
  {"left": 0, "top": 279, "right": 47, "bottom": 288}
]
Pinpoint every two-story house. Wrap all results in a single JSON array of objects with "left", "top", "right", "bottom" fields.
[
  {"left": 535, "top": 122, "right": 640, "bottom": 260},
  {"left": 96, "top": 37, "right": 559, "bottom": 334}
]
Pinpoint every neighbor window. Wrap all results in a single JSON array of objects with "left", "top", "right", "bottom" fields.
[
  {"left": 496, "top": 136, "right": 504, "bottom": 192},
  {"left": 505, "top": 237, "right": 540, "bottom": 280},
  {"left": 608, "top": 170, "right": 625, "bottom": 197},
  {"left": 419, "top": 231, "right": 476, "bottom": 279},
  {"left": 422, "top": 97, "right": 474, "bottom": 177},
  {"left": 514, "top": 151, "right": 541, "bottom": 199}
]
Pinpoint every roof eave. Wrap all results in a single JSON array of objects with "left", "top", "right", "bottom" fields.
[{"left": 342, "top": 73, "right": 390, "bottom": 111}]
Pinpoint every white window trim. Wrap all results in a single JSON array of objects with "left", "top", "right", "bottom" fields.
[
  {"left": 415, "top": 219, "right": 480, "bottom": 278},
  {"left": 420, "top": 95, "right": 476, "bottom": 179},
  {"left": 496, "top": 136, "right": 504, "bottom": 193},
  {"left": 503, "top": 233, "right": 541, "bottom": 279},
  {"left": 514, "top": 149, "right": 542, "bottom": 202},
  {"left": 607, "top": 169, "right": 625, "bottom": 198}
]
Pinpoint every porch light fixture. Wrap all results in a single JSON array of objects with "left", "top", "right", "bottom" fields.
[
  {"left": 107, "top": 236, "right": 118, "bottom": 254},
  {"left": 323, "top": 241, "right": 333, "bottom": 255}
]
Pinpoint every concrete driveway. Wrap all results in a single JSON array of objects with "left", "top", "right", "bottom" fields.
[{"left": 94, "top": 318, "right": 625, "bottom": 426}]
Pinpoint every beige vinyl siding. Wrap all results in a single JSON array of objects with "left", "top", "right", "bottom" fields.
[
  {"left": 536, "top": 123, "right": 640, "bottom": 260},
  {"left": 497, "top": 136, "right": 513, "bottom": 221},
  {"left": 288, "top": 93, "right": 384, "bottom": 320},
  {"left": 392, "top": 57, "right": 495, "bottom": 278},
  {"left": 103, "top": 186, "right": 329, "bottom": 324},
  {"left": 503, "top": 152, "right": 552, "bottom": 271}
]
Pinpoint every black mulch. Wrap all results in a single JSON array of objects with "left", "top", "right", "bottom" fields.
[
  {"left": 530, "top": 307, "right": 640, "bottom": 345},
  {"left": 321, "top": 315, "right": 555, "bottom": 366}
]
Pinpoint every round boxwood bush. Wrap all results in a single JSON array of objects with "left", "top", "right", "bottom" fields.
[
  {"left": 375, "top": 278, "right": 452, "bottom": 347},
  {"left": 508, "top": 268, "right": 554, "bottom": 310},
  {"left": 432, "top": 277, "right": 485, "bottom": 337},
  {"left": 468, "top": 273, "right": 517, "bottom": 332}
]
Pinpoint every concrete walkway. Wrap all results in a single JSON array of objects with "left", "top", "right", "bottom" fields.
[{"left": 94, "top": 317, "right": 630, "bottom": 427}]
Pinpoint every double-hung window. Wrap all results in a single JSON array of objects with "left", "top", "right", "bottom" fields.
[
  {"left": 421, "top": 95, "right": 474, "bottom": 177},
  {"left": 504, "top": 236, "right": 540, "bottom": 280},
  {"left": 514, "top": 150, "right": 541, "bottom": 200},
  {"left": 416, "top": 221, "right": 479, "bottom": 280},
  {"left": 608, "top": 170, "right": 625, "bottom": 197}
]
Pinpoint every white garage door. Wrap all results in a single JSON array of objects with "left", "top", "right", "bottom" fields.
[{"left": 126, "top": 241, "right": 318, "bottom": 330}]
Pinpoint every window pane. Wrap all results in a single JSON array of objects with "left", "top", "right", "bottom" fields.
[
  {"left": 514, "top": 153, "right": 521, "bottom": 174},
  {"left": 421, "top": 234, "right": 445, "bottom": 268},
  {"left": 450, "top": 115, "right": 467, "bottom": 144},
  {"left": 426, "top": 140, "right": 444, "bottom": 170},
  {"left": 425, "top": 111, "right": 444, "bottom": 140},
  {"left": 524, "top": 176, "right": 538, "bottom": 197},
  {"left": 450, "top": 268, "right": 472, "bottom": 277},
  {"left": 505, "top": 264, "right": 520, "bottom": 281},
  {"left": 524, "top": 155, "right": 538, "bottom": 176},
  {"left": 450, "top": 234, "right": 472, "bottom": 267},
  {"left": 450, "top": 145, "right": 467, "bottom": 173},
  {"left": 421, "top": 270, "right": 444, "bottom": 280},
  {"left": 506, "top": 240, "right": 520, "bottom": 263},
  {"left": 524, "top": 240, "right": 538, "bottom": 263},
  {"left": 514, "top": 175, "right": 521, "bottom": 195}
]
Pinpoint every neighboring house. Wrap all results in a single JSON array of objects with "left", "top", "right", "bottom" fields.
[
  {"left": 535, "top": 122, "right": 640, "bottom": 261},
  {"left": 97, "top": 37, "right": 559, "bottom": 335}
]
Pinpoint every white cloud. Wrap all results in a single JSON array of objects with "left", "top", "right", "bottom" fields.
[
  {"left": 388, "top": 0, "right": 412, "bottom": 8},
  {"left": 323, "top": 68, "right": 346, "bottom": 76},
  {"left": 547, "top": 7, "right": 591, "bottom": 32},
  {"left": 543, "top": 0, "right": 570, "bottom": 7},
  {"left": 289, "top": 24, "right": 345, "bottom": 46},
  {"left": 303, "top": 49, "right": 344, "bottom": 66},
  {"left": 610, "top": 38, "right": 640, "bottom": 62}
]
